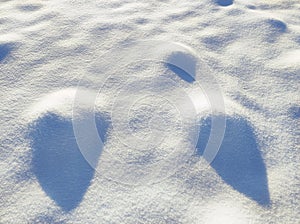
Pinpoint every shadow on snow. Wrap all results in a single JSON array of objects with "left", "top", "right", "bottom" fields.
[
  {"left": 28, "top": 112, "right": 109, "bottom": 211},
  {"left": 196, "top": 115, "right": 270, "bottom": 206}
]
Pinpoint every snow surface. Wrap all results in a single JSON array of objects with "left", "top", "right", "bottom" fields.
[{"left": 0, "top": 0, "right": 299, "bottom": 223}]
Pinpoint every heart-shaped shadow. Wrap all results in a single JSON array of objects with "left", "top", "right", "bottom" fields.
[
  {"left": 197, "top": 115, "right": 270, "bottom": 206},
  {"left": 28, "top": 112, "right": 108, "bottom": 211}
]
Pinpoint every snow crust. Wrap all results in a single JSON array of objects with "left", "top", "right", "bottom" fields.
[{"left": 0, "top": 0, "right": 299, "bottom": 223}]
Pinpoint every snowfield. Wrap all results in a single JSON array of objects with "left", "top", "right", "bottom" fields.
[{"left": 0, "top": 0, "right": 299, "bottom": 223}]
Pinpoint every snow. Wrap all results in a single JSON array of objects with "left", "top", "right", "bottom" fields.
[{"left": 0, "top": 0, "right": 299, "bottom": 223}]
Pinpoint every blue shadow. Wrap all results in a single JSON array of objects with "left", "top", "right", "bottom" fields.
[
  {"left": 267, "top": 19, "right": 287, "bottom": 33},
  {"left": 289, "top": 105, "right": 300, "bottom": 119},
  {"left": 166, "top": 63, "right": 195, "bottom": 83},
  {"left": 215, "top": 0, "right": 233, "bottom": 7},
  {"left": 265, "top": 19, "right": 287, "bottom": 43},
  {"left": 196, "top": 116, "right": 270, "bottom": 206},
  {"left": 0, "top": 44, "right": 11, "bottom": 62},
  {"left": 28, "top": 112, "right": 108, "bottom": 211},
  {"left": 18, "top": 4, "right": 42, "bottom": 12}
]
